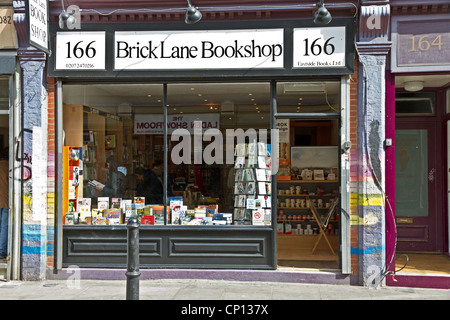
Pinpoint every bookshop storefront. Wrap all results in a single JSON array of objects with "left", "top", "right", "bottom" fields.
[{"left": 49, "top": 19, "right": 354, "bottom": 272}]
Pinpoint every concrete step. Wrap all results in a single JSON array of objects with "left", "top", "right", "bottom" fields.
[{"left": 0, "top": 259, "right": 9, "bottom": 281}]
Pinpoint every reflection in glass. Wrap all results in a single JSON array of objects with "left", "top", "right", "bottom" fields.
[{"left": 395, "top": 129, "right": 428, "bottom": 217}]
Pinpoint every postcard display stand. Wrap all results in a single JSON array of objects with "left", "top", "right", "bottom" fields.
[{"left": 233, "top": 141, "right": 272, "bottom": 226}]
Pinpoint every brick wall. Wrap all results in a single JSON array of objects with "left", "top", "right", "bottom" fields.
[
  {"left": 47, "top": 77, "right": 56, "bottom": 269},
  {"left": 349, "top": 57, "right": 359, "bottom": 275}
]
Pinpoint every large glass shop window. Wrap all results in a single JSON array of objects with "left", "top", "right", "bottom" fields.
[
  {"left": 167, "top": 83, "right": 271, "bottom": 226},
  {"left": 62, "top": 82, "right": 272, "bottom": 226}
]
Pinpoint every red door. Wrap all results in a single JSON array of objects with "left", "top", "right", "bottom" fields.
[{"left": 395, "top": 121, "right": 440, "bottom": 252}]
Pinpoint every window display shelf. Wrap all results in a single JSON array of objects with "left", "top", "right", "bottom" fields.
[{"left": 277, "top": 180, "right": 338, "bottom": 183}]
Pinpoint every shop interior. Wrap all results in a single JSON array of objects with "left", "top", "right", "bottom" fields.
[{"left": 62, "top": 80, "right": 341, "bottom": 268}]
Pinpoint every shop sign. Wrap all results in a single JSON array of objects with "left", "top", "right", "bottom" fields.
[
  {"left": 392, "top": 16, "right": 450, "bottom": 72},
  {"left": 55, "top": 31, "right": 106, "bottom": 70},
  {"left": 26, "top": 0, "right": 49, "bottom": 53},
  {"left": 50, "top": 19, "right": 354, "bottom": 76},
  {"left": 0, "top": 7, "right": 17, "bottom": 48},
  {"left": 134, "top": 113, "right": 220, "bottom": 135},
  {"left": 292, "top": 27, "right": 346, "bottom": 69},
  {"left": 114, "top": 29, "right": 284, "bottom": 70}
]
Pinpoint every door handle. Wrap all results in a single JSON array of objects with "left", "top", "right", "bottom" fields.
[{"left": 428, "top": 168, "right": 436, "bottom": 182}]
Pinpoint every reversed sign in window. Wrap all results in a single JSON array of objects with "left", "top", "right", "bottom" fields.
[{"left": 292, "top": 27, "right": 346, "bottom": 69}]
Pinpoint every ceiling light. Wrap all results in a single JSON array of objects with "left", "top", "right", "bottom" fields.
[
  {"left": 185, "top": 0, "right": 202, "bottom": 24},
  {"left": 404, "top": 81, "right": 424, "bottom": 92},
  {"left": 313, "top": 0, "right": 332, "bottom": 25}
]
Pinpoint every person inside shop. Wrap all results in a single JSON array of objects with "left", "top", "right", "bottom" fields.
[
  {"left": 95, "top": 156, "right": 127, "bottom": 199},
  {"left": 135, "top": 160, "right": 164, "bottom": 204},
  {"left": 0, "top": 148, "right": 9, "bottom": 260}
]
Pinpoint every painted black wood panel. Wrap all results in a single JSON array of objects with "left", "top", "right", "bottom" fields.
[{"left": 62, "top": 226, "right": 275, "bottom": 269}]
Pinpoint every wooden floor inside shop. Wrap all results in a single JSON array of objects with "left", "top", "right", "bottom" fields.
[
  {"left": 394, "top": 252, "right": 450, "bottom": 275},
  {"left": 277, "top": 234, "right": 339, "bottom": 269}
]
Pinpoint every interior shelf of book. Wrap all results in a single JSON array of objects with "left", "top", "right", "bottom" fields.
[{"left": 233, "top": 140, "right": 272, "bottom": 226}]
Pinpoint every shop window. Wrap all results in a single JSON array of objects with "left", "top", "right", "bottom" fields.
[
  {"left": 395, "top": 92, "right": 435, "bottom": 116},
  {"left": 276, "top": 81, "right": 341, "bottom": 114},
  {"left": 447, "top": 89, "right": 450, "bottom": 114},
  {"left": 62, "top": 84, "right": 165, "bottom": 225},
  {"left": 62, "top": 82, "right": 273, "bottom": 227},
  {"left": 167, "top": 83, "right": 271, "bottom": 225},
  {"left": 0, "top": 78, "right": 9, "bottom": 111}
]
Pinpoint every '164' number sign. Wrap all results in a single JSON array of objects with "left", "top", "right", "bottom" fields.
[{"left": 293, "top": 27, "right": 346, "bottom": 69}]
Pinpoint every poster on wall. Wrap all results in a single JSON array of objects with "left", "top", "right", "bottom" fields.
[{"left": 134, "top": 114, "right": 220, "bottom": 135}]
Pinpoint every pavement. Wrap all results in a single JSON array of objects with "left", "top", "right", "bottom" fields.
[{"left": 0, "top": 278, "right": 448, "bottom": 301}]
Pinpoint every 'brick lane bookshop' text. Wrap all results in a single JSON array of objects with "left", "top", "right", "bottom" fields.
[{"left": 115, "top": 40, "right": 283, "bottom": 62}]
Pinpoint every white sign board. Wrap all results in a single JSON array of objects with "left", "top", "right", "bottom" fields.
[
  {"left": 114, "top": 29, "right": 284, "bottom": 70},
  {"left": 134, "top": 114, "right": 220, "bottom": 135},
  {"left": 28, "top": 0, "right": 49, "bottom": 52},
  {"left": 292, "top": 27, "right": 346, "bottom": 68},
  {"left": 55, "top": 32, "right": 106, "bottom": 70}
]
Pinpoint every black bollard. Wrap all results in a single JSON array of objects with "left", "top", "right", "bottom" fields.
[{"left": 126, "top": 216, "right": 140, "bottom": 300}]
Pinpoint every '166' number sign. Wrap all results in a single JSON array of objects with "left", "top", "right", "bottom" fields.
[
  {"left": 56, "top": 32, "right": 106, "bottom": 70},
  {"left": 293, "top": 27, "right": 346, "bottom": 69}
]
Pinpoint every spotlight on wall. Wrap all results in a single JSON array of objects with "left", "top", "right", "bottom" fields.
[
  {"left": 404, "top": 81, "right": 424, "bottom": 92},
  {"left": 59, "top": 0, "right": 78, "bottom": 29},
  {"left": 313, "top": 0, "right": 332, "bottom": 25},
  {"left": 185, "top": 0, "right": 202, "bottom": 24}
]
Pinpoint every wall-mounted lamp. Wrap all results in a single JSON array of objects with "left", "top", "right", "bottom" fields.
[
  {"left": 404, "top": 81, "right": 424, "bottom": 92},
  {"left": 313, "top": 0, "right": 332, "bottom": 25},
  {"left": 59, "top": 0, "right": 78, "bottom": 29},
  {"left": 185, "top": 0, "right": 202, "bottom": 24}
]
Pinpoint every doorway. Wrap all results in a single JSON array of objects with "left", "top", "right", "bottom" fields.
[
  {"left": 395, "top": 121, "right": 439, "bottom": 252},
  {"left": 0, "top": 77, "right": 12, "bottom": 281}
]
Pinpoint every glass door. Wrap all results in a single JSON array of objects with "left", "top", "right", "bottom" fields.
[{"left": 395, "top": 122, "right": 438, "bottom": 252}]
